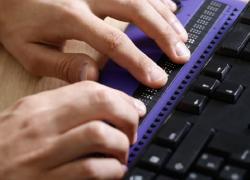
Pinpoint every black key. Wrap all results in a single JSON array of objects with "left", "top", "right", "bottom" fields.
[
  {"left": 192, "top": 76, "right": 220, "bottom": 95},
  {"left": 219, "top": 165, "right": 247, "bottom": 180},
  {"left": 177, "top": 92, "right": 208, "bottom": 114},
  {"left": 203, "top": 60, "right": 231, "bottom": 81},
  {"left": 155, "top": 119, "right": 192, "bottom": 148},
  {"left": 140, "top": 145, "right": 171, "bottom": 170},
  {"left": 241, "top": 41, "right": 250, "bottom": 61},
  {"left": 208, "top": 132, "right": 250, "bottom": 168},
  {"left": 213, "top": 82, "right": 244, "bottom": 103},
  {"left": 241, "top": 6, "right": 250, "bottom": 25},
  {"left": 155, "top": 175, "right": 176, "bottom": 180},
  {"left": 218, "top": 23, "right": 250, "bottom": 57},
  {"left": 125, "top": 168, "right": 155, "bottom": 180},
  {"left": 186, "top": 172, "right": 213, "bottom": 180},
  {"left": 165, "top": 127, "right": 213, "bottom": 176},
  {"left": 231, "top": 149, "right": 250, "bottom": 169},
  {"left": 196, "top": 153, "right": 224, "bottom": 175}
]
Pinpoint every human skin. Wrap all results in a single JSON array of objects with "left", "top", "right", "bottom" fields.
[
  {"left": 0, "top": 0, "right": 190, "bottom": 88},
  {"left": 0, "top": 0, "right": 190, "bottom": 179},
  {"left": 0, "top": 81, "right": 147, "bottom": 179}
]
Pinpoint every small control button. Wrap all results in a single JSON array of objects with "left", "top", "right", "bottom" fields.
[
  {"left": 203, "top": 61, "right": 231, "bottom": 81},
  {"left": 177, "top": 92, "right": 208, "bottom": 114},
  {"left": 213, "top": 82, "right": 244, "bottom": 103},
  {"left": 192, "top": 76, "right": 220, "bottom": 95}
]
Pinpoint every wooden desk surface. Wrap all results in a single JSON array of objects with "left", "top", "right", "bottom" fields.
[{"left": 0, "top": 19, "right": 127, "bottom": 112}]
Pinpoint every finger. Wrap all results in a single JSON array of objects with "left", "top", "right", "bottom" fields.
[
  {"left": 16, "top": 43, "right": 99, "bottom": 83},
  {"left": 66, "top": 12, "right": 168, "bottom": 88},
  {"left": 89, "top": 0, "right": 190, "bottom": 64},
  {"left": 48, "top": 158, "right": 126, "bottom": 180},
  {"left": 161, "top": 0, "right": 178, "bottom": 12},
  {"left": 149, "top": 0, "right": 188, "bottom": 42},
  {"left": 47, "top": 121, "right": 129, "bottom": 167},
  {"left": 38, "top": 81, "right": 145, "bottom": 143}
]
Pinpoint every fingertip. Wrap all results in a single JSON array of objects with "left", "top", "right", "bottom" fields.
[
  {"left": 147, "top": 64, "right": 168, "bottom": 87},
  {"left": 175, "top": 42, "right": 191, "bottom": 63},
  {"left": 133, "top": 99, "right": 147, "bottom": 116},
  {"left": 161, "top": 0, "right": 178, "bottom": 12}
]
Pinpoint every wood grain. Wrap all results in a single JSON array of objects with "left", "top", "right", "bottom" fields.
[{"left": 0, "top": 19, "right": 128, "bottom": 112}]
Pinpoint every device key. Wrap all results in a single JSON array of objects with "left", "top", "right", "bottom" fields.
[
  {"left": 241, "top": 41, "right": 250, "bottom": 61},
  {"left": 218, "top": 23, "right": 250, "bottom": 57},
  {"left": 125, "top": 168, "right": 155, "bottom": 180},
  {"left": 155, "top": 119, "right": 192, "bottom": 149},
  {"left": 192, "top": 76, "right": 220, "bottom": 95},
  {"left": 177, "top": 92, "right": 208, "bottom": 115},
  {"left": 155, "top": 175, "right": 176, "bottom": 180},
  {"left": 203, "top": 61, "right": 231, "bottom": 81},
  {"left": 186, "top": 172, "right": 213, "bottom": 180},
  {"left": 165, "top": 127, "right": 213, "bottom": 176},
  {"left": 213, "top": 82, "right": 244, "bottom": 103},
  {"left": 196, "top": 153, "right": 224, "bottom": 175},
  {"left": 241, "top": 6, "right": 250, "bottom": 25},
  {"left": 140, "top": 145, "right": 172, "bottom": 170},
  {"left": 219, "top": 165, "right": 247, "bottom": 180},
  {"left": 208, "top": 132, "right": 250, "bottom": 168}
]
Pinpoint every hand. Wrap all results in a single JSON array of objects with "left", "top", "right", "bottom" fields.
[
  {"left": 0, "top": 81, "right": 146, "bottom": 179},
  {"left": 0, "top": 0, "right": 190, "bottom": 88}
]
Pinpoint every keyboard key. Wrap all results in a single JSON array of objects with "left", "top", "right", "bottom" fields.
[
  {"left": 155, "top": 175, "right": 176, "bottom": 180},
  {"left": 203, "top": 60, "right": 231, "bottom": 81},
  {"left": 208, "top": 132, "right": 250, "bottom": 168},
  {"left": 218, "top": 23, "right": 250, "bottom": 57},
  {"left": 213, "top": 82, "right": 244, "bottom": 103},
  {"left": 196, "top": 153, "right": 224, "bottom": 175},
  {"left": 125, "top": 168, "right": 155, "bottom": 180},
  {"left": 219, "top": 165, "right": 247, "bottom": 180},
  {"left": 155, "top": 119, "right": 192, "bottom": 148},
  {"left": 186, "top": 172, "right": 212, "bottom": 180},
  {"left": 177, "top": 92, "right": 208, "bottom": 114},
  {"left": 241, "top": 6, "right": 250, "bottom": 25},
  {"left": 165, "top": 127, "right": 213, "bottom": 176},
  {"left": 192, "top": 76, "right": 220, "bottom": 95},
  {"left": 231, "top": 149, "right": 250, "bottom": 168},
  {"left": 241, "top": 41, "right": 250, "bottom": 61},
  {"left": 140, "top": 145, "right": 171, "bottom": 170}
]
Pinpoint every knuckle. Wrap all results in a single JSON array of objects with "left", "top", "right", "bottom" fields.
[
  {"left": 86, "top": 122, "right": 107, "bottom": 146},
  {"left": 94, "top": 88, "right": 114, "bottom": 108},
  {"left": 81, "top": 159, "right": 99, "bottom": 178},
  {"left": 105, "top": 30, "right": 126, "bottom": 54},
  {"left": 127, "top": 0, "right": 144, "bottom": 12},
  {"left": 13, "top": 96, "right": 35, "bottom": 111}
]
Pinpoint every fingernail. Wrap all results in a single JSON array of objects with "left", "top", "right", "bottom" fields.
[
  {"left": 162, "top": 0, "right": 177, "bottom": 11},
  {"left": 150, "top": 66, "right": 168, "bottom": 84},
  {"left": 133, "top": 99, "right": 147, "bottom": 116},
  {"left": 80, "top": 64, "right": 89, "bottom": 81},
  {"left": 175, "top": 42, "right": 191, "bottom": 59}
]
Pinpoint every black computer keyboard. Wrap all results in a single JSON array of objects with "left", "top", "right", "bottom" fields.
[{"left": 125, "top": 3, "right": 250, "bottom": 180}]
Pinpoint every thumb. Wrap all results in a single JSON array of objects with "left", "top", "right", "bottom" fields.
[{"left": 18, "top": 43, "right": 99, "bottom": 83}]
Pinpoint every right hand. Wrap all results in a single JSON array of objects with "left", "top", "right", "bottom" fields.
[
  {"left": 0, "top": 81, "right": 146, "bottom": 180},
  {"left": 0, "top": 0, "right": 190, "bottom": 88}
]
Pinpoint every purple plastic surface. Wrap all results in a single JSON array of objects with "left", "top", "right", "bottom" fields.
[{"left": 100, "top": 0, "right": 248, "bottom": 166}]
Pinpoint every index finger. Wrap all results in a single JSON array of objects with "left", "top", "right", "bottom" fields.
[{"left": 74, "top": 14, "right": 168, "bottom": 88}]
